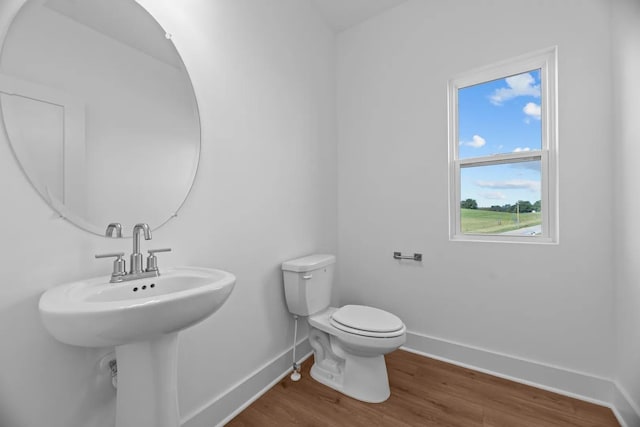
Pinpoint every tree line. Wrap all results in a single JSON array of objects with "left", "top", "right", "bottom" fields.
[{"left": 461, "top": 199, "right": 541, "bottom": 213}]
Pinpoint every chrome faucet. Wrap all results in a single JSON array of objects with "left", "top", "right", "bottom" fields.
[
  {"left": 130, "top": 223, "right": 152, "bottom": 275},
  {"left": 96, "top": 222, "right": 171, "bottom": 283},
  {"left": 105, "top": 222, "right": 123, "bottom": 238}
]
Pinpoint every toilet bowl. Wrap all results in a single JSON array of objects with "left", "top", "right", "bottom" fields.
[
  {"left": 307, "top": 306, "right": 406, "bottom": 402},
  {"left": 281, "top": 254, "right": 406, "bottom": 403}
]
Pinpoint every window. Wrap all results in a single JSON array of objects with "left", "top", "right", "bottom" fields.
[{"left": 448, "top": 48, "right": 558, "bottom": 243}]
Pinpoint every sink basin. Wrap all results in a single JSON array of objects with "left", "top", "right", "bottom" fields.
[
  {"left": 39, "top": 266, "right": 235, "bottom": 347},
  {"left": 39, "top": 266, "right": 235, "bottom": 427}
]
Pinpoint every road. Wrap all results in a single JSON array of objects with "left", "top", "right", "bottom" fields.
[{"left": 502, "top": 224, "right": 542, "bottom": 236}]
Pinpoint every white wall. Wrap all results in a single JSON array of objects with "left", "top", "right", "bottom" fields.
[
  {"left": 612, "top": 0, "right": 640, "bottom": 419},
  {"left": 0, "top": 0, "right": 336, "bottom": 426},
  {"left": 336, "top": 0, "right": 615, "bottom": 379}
]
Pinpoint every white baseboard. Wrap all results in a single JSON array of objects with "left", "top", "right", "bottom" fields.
[
  {"left": 403, "top": 330, "right": 640, "bottom": 427},
  {"left": 613, "top": 381, "right": 640, "bottom": 427},
  {"left": 181, "top": 339, "right": 312, "bottom": 427}
]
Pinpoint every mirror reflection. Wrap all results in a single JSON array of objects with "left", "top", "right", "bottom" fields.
[{"left": 0, "top": 0, "right": 200, "bottom": 236}]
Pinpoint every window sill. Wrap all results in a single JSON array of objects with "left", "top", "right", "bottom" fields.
[{"left": 449, "top": 234, "right": 558, "bottom": 245}]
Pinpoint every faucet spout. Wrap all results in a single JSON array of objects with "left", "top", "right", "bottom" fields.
[
  {"left": 105, "top": 223, "right": 123, "bottom": 238},
  {"left": 131, "top": 223, "right": 152, "bottom": 274},
  {"left": 132, "top": 223, "right": 152, "bottom": 254}
]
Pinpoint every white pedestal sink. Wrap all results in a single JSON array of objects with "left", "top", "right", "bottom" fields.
[{"left": 39, "top": 266, "right": 235, "bottom": 427}]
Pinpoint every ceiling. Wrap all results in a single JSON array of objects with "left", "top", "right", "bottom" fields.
[{"left": 309, "top": 0, "right": 408, "bottom": 32}]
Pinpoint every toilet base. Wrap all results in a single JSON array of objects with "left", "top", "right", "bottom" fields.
[
  {"left": 308, "top": 329, "right": 391, "bottom": 403},
  {"left": 310, "top": 353, "right": 390, "bottom": 403}
]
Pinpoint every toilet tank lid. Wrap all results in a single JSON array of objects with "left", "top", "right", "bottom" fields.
[{"left": 281, "top": 254, "right": 336, "bottom": 272}]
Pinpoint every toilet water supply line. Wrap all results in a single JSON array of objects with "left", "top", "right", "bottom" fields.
[
  {"left": 108, "top": 359, "right": 118, "bottom": 388},
  {"left": 291, "top": 314, "right": 301, "bottom": 381},
  {"left": 99, "top": 353, "right": 118, "bottom": 389}
]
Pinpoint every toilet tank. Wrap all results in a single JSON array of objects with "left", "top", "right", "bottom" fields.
[{"left": 281, "top": 254, "right": 336, "bottom": 316}]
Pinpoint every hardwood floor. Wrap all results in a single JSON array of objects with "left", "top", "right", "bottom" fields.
[{"left": 226, "top": 350, "right": 619, "bottom": 426}]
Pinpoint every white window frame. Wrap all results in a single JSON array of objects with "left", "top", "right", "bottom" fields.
[{"left": 447, "top": 47, "right": 558, "bottom": 244}]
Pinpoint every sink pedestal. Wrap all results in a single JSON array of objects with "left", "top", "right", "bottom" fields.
[{"left": 115, "top": 332, "right": 180, "bottom": 427}]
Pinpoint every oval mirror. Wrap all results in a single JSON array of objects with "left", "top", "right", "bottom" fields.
[{"left": 0, "top": 0, "right": 200, "bottom": 236}]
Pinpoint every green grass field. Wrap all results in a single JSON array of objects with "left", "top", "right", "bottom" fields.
[{"left": 461, "top": 208, "right": 542, "bottom": 234}]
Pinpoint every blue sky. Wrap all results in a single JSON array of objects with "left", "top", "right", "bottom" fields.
[{"left": 458, "top": 69, "right": 542, "bottom": 208}]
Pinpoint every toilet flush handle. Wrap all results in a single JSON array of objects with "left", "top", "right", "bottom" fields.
[{"left": 303, "top": 274, "right": 313, "bottom": 280}]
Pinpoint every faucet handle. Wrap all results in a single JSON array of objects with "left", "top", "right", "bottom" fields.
[
  {"left": 95, "top": 252, "right": 126, "bottom": 278},
  {"left": 146, "top": 248, "right": 171, "bottom": 272},
  {"left": 148, "top": 248, "right": 172, "bottom": 254}
]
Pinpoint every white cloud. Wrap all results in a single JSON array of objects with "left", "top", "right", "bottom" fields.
[
  {"left": 460, "top": 134, "right": 486, "bottom": 148},
  {"left": 475, "top": 179, "right": 540, "bottom": 192},
  {"left": 489, "top": 73, "right": 540, "bottom": 105},
  {"left": 480, "top": 191, "right": 507, "bottom": 200},
  {"left": 523, "top": 102, "right": 541, "bottom": 120},
  {"left": 513, "top": 147, "right": 531, "bottom": 152}
]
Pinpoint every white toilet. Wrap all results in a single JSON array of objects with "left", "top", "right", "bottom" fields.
[{"left": 282, "top": 254, "right": 406, "bottom": 403}]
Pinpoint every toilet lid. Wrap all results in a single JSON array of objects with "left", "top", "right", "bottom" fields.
[{"left": 330, "top": 305, "right": 404, "bottom": 334}]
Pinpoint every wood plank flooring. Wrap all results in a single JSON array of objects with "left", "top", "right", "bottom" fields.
[{"left": 227, "top": 349, "right": 619, "bottom": 426}]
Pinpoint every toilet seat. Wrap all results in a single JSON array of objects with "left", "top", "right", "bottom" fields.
[{"left": 330, "top": 305, "right": 405, "bottom": 338}]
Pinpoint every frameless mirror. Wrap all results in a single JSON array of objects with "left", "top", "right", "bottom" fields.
[{"left": 0, "top": 0, "right": 200, "bottom": 236}]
